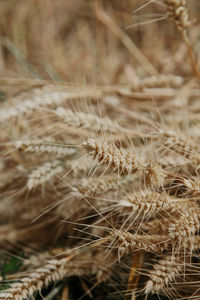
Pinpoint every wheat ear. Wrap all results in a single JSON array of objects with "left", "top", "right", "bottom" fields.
[
  {"left": 72, "top": 174, "right": 126, "bottom": 198},
  {"left": 110, "top": 230, "right": 170, "bottom": 254},
  {"left": 15, "top": 140, "right": 76, "bottom": 156},
  {"left": 0, "top": 90, "right": 102, "bottom": 123},
  {"left": 117, "top": 191, "right": 173, "bottom": 219},
  {"left": 53, "top": 107, "right": 122, "bottom": 133},
  {"left": 27, "top": 160, "right": 64, "bottom": 190},
  {"left": 164, "top": 0, "right": 200, "bottom": 80},
  {"left": 132, "top": 74, "right": 183, "bottom": 91},
  {"left": 0, "top": 256, "right": 73, "bottom": 300},
  {"left": 0, "top": 239, "right": 109, "bottom": 300},
  {"left": 145, "top": 254, "right": 183, "bottom": 294},
  {"left": 161, "top": 130, "right": 200, "bottom": 165},
  {"left": 144, "top": 161, "right": 166, "bottom": 189},
  {"left": 182, "top": 177, "right": 200, "bottom": 196},
  {"left": 82, "top": 138, "right": 143, "bottom": 175},
  {"left": 168, "top": 208, "right": 200, "bottom": 243},
  {"left": 164, "top": 0, "right": 190, "bottom": 31}
]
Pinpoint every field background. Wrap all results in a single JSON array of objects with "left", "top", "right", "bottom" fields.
[{"left": 0, "top": 0, "right": 199, "bottom": 83}]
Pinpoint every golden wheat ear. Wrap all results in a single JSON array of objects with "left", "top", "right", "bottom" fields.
[
  {"left": 0, "top": 239, "right": 112, "bottom": 300},
  {"left": 82, "top": 138, "right": 143, "bottom": 175},
  {"left": 164, "top": 0, "right": 191, "bottom": 32},
  {"left": 145, "top": 254, "right": 184, "bottom": 295},
  {"left": 117, "top": 191, "right": 174, "bottom": 220},
  {"left": 168, "top": 207, "right": 200, "bottom": 242},
  {"left": 109, "top": 229, "right": 170, "bottom": 255}
]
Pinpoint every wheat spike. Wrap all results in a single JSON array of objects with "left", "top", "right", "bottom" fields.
[
  {"left": 65, "top": 157, "right": 92, "bottom": 177},
  {"left": 117, "top": 191, "right": 172, "bottom": 219},
  {"left": 0, "top": 256, "right": 92, "bottom": 300},
  {"left": 132, "top": 74, "right": 183, "bottom": 90},
  {"left": 15, "top": 140, "right": 76, "bottom": 156},
  {"left": 54, "top": 107, "right": 121, "bottom": 133},
  {"left": 144, "top": 161, "right": 165, "bottom": 189},
  {"left": 168, "top": 208, "right": 200, "bottom": 242},
  {"left": 27, "top": 160, "right": 64, "bottom": 190},
  {"left": 145, "top": 254, "right": 183, "bottom": 294},
  {"left": 82, "top": 138, "right": 143, "bottom": 175},
  {"left": 72, "top": 174, "right": 126, "bottom": 197},
  {"left": 141, "top": 218, "right": 171, "bottom": 235},
  {"left": 0, "top": 247, "right": 112, "bottom": 300},
  {"left": 111, "top": 230, "right": 169, "bottom": 254},
  {"left": 164, "top": 0, "right": 190, "bottom": 32},
  {"left": 0, "top": 90, "right": 102, "bottom": 123},
  {"left": 182, "top": 177, "right": 200, "bottom": 196},
  {"left": 163, "top": 0, "right": 200, "bottom": 81},
  {"left": 161, "top": 130, "right": 200, "bottom": 164},
  {"left": 0, "top": 258, "right": 69, "bottom": 299}
]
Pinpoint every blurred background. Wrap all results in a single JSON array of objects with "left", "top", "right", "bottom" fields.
[{"left": 0, "top": 0, "right": 199, "bottom": 85}]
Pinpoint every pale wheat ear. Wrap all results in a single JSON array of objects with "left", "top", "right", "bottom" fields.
[
  {"left": 131, "top": 74, "right": 184, "bottom": 91},
  {"left": 14, "top": 140, "right": 78, "bottom": 156},
  {"left": 158, "top": 129, "right": 200, "bottom": 168},
  {"left": 51, "top": 106, "right": 123, "bottom": 133},
  {"left": 0, "top": 89, "right": 103, "bottom": 123},
  {"left": 27, "top": 159, "right": 64, "bottom": 190}
]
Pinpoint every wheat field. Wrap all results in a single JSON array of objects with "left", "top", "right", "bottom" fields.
[{"left": 0, "top": 1, "right": 200, "bottom": 299}]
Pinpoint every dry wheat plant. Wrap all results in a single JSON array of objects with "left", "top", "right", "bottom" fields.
[{"left": 0, "top": 0, "right": 200, "bottom": 299}]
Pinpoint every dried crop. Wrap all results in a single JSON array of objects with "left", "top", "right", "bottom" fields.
[{"left": 0, "top": 1, "right": 200, "bottom": 300}]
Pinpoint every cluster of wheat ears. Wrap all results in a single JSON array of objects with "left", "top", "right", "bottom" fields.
[{"left": 0, "top": 0, "right": 200, "bottom": 299}]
